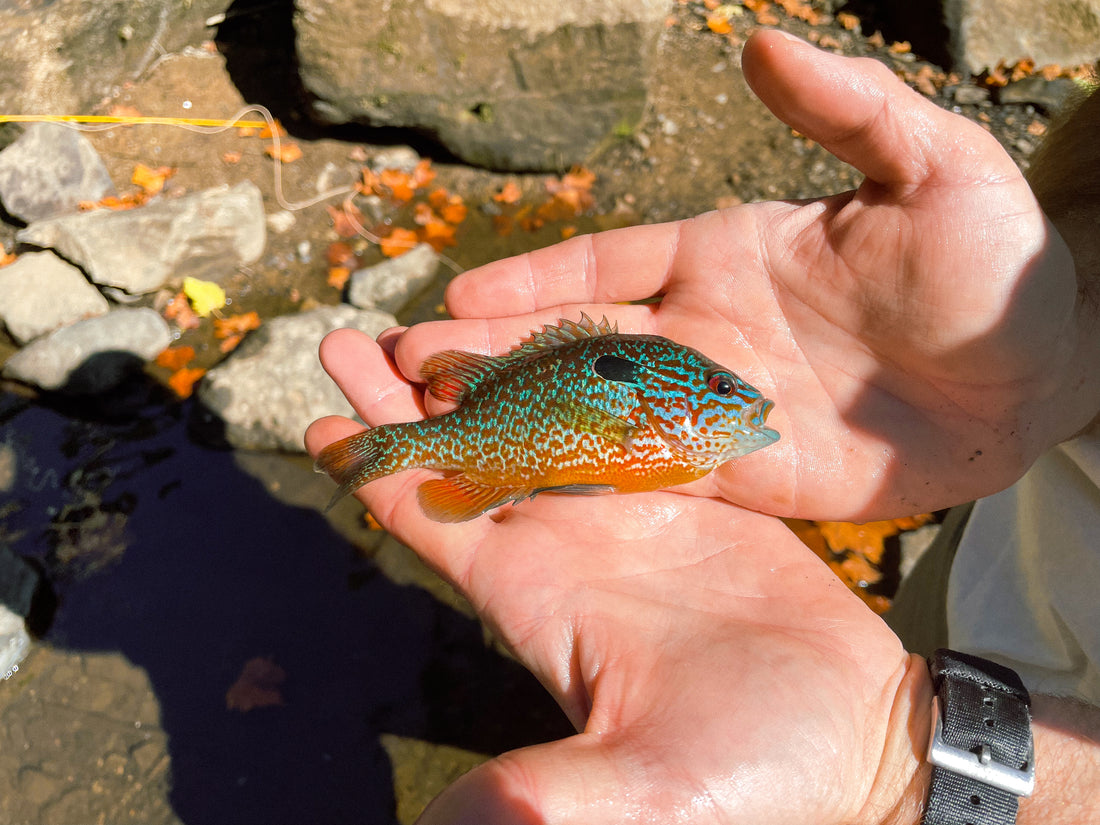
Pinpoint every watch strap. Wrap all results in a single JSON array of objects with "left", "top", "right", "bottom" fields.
[{"left": 923, "top": 649, "right": 1034, "bottom": 825}]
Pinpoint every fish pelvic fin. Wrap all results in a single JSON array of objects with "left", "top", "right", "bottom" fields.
[
  {"left": 420, "top": 350, "right": 501, "bottom": 404},
  {"left": 417, "top": 475, "right": 528, "bottom": 523},
  {"left": 314, "top": 429, "right": 386, "bottom": 511}
]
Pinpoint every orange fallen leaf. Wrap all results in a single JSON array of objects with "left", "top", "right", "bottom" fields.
[
  {"left": 265, "top": 141, "right": 303, "bottom": 163},
  {"left": 836, "top": 10, "right": 860, "bottom": 30},
  {"left": 213, "top": 311, "right": 261, "bottom": 339},
  {"left": 889, "top": 40, "right": 912, "bottom": 54},
  {"left": 560, "top": 225, "right": 577, "bottom": 240},
  {"left": 163, "top": 292, "right": 201, "bottom": 330},
  {"left": 131, "top": 163, "right": 175, "bottom": 196},
  {"left": 326, "top": 241, "right": 356, "bottom": 267},
  {"left": 168, "top": 367, "right": 206, "bottom": 398},
  {"left": 410, "top": 158, "right": 436, "bottom": 189},
  {"left": 258, "top": 120, "right": 287, "bottom": 139},
  {"left": 237, "top": 126, "right": 259, "bottom": 138},
  {"left": 379, "top": 168, "right": 415, "bottom": 202},
  {"left": 493, "top": 181, "right": 522, "bottom": 204},
  {"left": 0, "top": 250, "right": 16, "bottom": 268},
  {"left": 418, "top": 218, "right": 457, "bottom": 251},
  {"left": 428, "top": 188, "right": 468, "bottom": 224},
  {"left": 106, "top": 104, "right": 143, "bottom": 120},
  {"left": 706, "top": 14, "right": 732, "bottom": 34},
  {"left": 327, "top": 266, "right": 351, "bottom": 289},
  {"left": 155, "top": 345, "right": 196, "bottom": 370},
  {"left": 379, "top": 227, "right": 419, "bottom": 257},
  {"left": 222, "top": 150, "right": 243, "bottom": 164},
  {"left": 226, "top": 656, "right": 286, "bottom": 712},
  {"left": 327, "top": 199, "right": 365, "bottom": 238}
]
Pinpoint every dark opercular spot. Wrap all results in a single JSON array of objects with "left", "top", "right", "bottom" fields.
[{"left": 593, "top": 355, "right": 641, "bottom": 385}]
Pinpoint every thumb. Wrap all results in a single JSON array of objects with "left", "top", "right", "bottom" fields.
[
  {"left": 415, "top": 735, "right": 642, "bottom": 825},
  {"left": 740, "top": 30, "right": 1014, "bottom": 187}
]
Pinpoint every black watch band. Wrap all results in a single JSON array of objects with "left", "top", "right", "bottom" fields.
[{"left": 922, "top": 649, "right": 1035, "bottom": 825}]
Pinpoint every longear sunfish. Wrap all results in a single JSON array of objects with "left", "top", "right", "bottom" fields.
[{"left": 316, "top": 314, "right": 779, "bottom": 522}]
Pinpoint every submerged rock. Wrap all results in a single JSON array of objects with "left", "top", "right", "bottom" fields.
[
  {"left": 196, "top": 304, "right": 398, "bottom": 452},
  {"left": 295, "top": 0, "right": 667, "bottom": 171},
  {"left": 0, "top": 123, "right": 115, "bottom": 223},
  {"left": 347, "top": 243, "right": 440, "bottom": 314},
  {"left": 2, "top": 307, "right": 171, "bottom": 393},
  {"left": 0, "top": 251, "right": 109, "bottom": 344},
  {"left": 17, "top": 181, "right": 266, "bottom": 294}
]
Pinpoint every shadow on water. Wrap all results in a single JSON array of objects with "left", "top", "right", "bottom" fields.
[{"left": 0, "top": 379, "right": 573, "bottom": 824}]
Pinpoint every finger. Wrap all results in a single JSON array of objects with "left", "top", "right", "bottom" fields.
[
  {"left": 317, "top": 328, "right": 426, "bottom": 423},
  {"left": 741, "top": 30, "right": 1015, "bottom": 186},
  {"left": 444, "top": 221, "right": 682, "bottom": 319},
  {"left": 415, "top": 737, "right": 630, "bottom": 825}
]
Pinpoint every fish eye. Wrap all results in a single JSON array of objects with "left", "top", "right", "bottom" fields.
[{"left": 708, "top": 372, "right": 736, "bottom": 396}]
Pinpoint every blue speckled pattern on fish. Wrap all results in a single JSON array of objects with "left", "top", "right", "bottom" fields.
[{"left": 316, "top": 314, "right": 779, "bottom": 521}]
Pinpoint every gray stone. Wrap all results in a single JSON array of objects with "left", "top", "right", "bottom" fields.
[
  {"left": 0, "top": 0, "right": 230, "bottom": 117},
  {"left": 17, "top": 181, "right": 266, "bottom": 294},
  {"left": 950, "top": 85, "right": 991, "bottom": 106},
  {"left": 2, "top": 308, "right": 171, "bottom": 393},
  {"left": 347, "top": 243, "right": 440, "bottom": 313},
  {"left": 196, "top": 305, "right": 398, "bottom": 452},
  {"left": 294, "top": 0, "right": 667, "bottom": 171},
  {"left": 0, "top": 124, "right": 115, "bottom": 223},
  {"left": 996, "top": 76, "right": 1080, "bottom": 114},
  {"left": 944, "top": 0, "right": 1100, "bottom": 74},
  {"left": 0, "top": 251, "right": 109, "bottom": 344}
]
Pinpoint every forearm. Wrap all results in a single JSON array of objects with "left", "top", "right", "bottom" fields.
[{"left": 1018, "top": 694, "right": 1100, "bottom": 823}]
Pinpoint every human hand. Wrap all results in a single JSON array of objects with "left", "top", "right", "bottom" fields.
[
  {"left": 305, "top": 333, "right": 932, "bottom": 825},
  {"left": 384, "top": 30, "right": 1097, "bottom": 521}
]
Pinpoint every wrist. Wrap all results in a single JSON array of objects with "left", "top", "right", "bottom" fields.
[{"left": 861, "top": 653, "right": 934, "bottom": 825}]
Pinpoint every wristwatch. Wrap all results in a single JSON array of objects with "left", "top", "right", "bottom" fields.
[{"left": 922, "top": 649, "right": 1035, "bottom": 824}]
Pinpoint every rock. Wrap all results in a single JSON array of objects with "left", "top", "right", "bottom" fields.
[
  {"left": 0, "top": 602, "right": 29, "bottom": 682},
  {"left": 0, "top": 251, "right": 109, "bottom": 344},
  {"left": 17, "top": 181, "right": 266, "bottom": 294},
  {"left": 347, "top": 243, "right": 440, "bottom": 313},
  {"left": 943, "top": 0, "right": 1100, "bottom": 74},
  {"left": 195, "top": 305, "right": 398, "bottom": 451},
  {"left": 294, "top": 0, "right": 667, "bottom": 171},
  {"left": 950, "top": 85, "right": 991, "bottom": 106},
  {"left": 0, "top": 124, "right": 115, "bottom": 223},
  {"left": 0, "top": 0, "right": 230, "bottom": 116},
  {"left": 2, "top": 308, "right": 171, "bottom": 393},
  {"left": 996, "top": 76, "right": 1080, "bottom": 114}
]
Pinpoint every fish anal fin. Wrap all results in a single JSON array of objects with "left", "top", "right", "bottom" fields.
[
  {"left": 420, "top": 350, "right": 501, "bottom": 404},
  {"left": 417, "top": 475, "right": 527, "bottom": 522}
]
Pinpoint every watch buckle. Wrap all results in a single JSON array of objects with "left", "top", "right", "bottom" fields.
[{"left": 927, "top": 695, "right": 1036, "bottom": 798}]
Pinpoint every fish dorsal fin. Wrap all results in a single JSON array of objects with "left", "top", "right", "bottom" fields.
[
  {"left": 417, "top": 474, "right": 528, "bottom": 522},
  {"left": 509, "top": 313, "right": 617, "bottom": 357},
  {"left": 420, "top": 350, "right": 502, "bottom": 404}
]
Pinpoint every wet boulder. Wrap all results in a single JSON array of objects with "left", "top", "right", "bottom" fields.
[
  {"left": 195, "top": 305, "right": 399, "bottom": 452},
  {"left": 0, "top": 123, "right": 115, "bottom": 223},
  {"left": 2, "top": 308, "right": 172, "bottom": 394},
  {"left": 17, "top": 181, "right": 266, "bottom": 295},
  {"left": 0, "top": 0, "right": 230, "bottom": 116},
  {"left": 294, "top": 0, "right": 667, "bottom": 171},
  {"left": 347, "top": 243, "right": 440, "bottom": 314},
  {"left": 0, "top": 251, "right": 110, "bottom": 344},
  {"left": 944, "top": 0, "right": 1100, "bottom": 73}
]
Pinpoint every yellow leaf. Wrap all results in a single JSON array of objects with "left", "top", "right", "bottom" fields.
[{"left": 182, "top": 277, "right": 226, "bottom": 317}]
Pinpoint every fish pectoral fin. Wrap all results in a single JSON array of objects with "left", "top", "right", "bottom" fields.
[
  {"left": 417, "top": 475, "right": 526, "bottom": 523},
  {"left": 419, "top": 350, "right": 502, "bottom": 404},
  {"left": 567, "top": 403, "right": 639, "bottom": 450}
]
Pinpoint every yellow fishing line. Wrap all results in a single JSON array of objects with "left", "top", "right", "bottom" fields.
[{"left": 0, "top": 115, "right": 268, "bottom": 128}]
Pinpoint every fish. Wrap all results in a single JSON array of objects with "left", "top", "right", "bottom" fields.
[{"left": 315, "top": 314, "right": 779, "bottom": 522}]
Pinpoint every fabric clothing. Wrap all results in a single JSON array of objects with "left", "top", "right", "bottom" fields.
[{"left": 946, "top": 434, "right": 1100, "bottom": 703}]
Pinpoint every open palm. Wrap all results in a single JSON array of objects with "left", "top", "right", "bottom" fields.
[
  {"left": 305, "top": 329, "right": 928, "bottom": 825},
  {"left": 386, "top": 31, "right": 1095, "bottom": 521}
]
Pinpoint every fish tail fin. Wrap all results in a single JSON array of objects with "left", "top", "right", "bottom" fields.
[{"left": 314, "top": 429, "right": 388, "bottom": 511}]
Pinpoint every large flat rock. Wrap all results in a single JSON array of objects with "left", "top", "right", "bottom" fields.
[{"left": 294, "top": 0, "right": 667, "bottom": 171}]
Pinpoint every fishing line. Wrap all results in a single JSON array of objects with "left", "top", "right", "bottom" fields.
[{"left": 0, "top": 106, "right": 463, "bottom": 272}]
